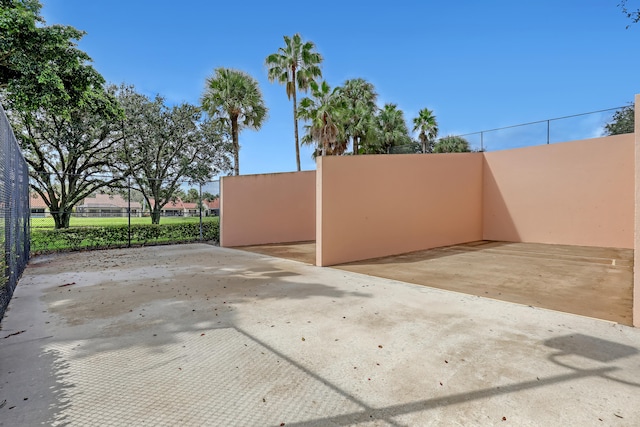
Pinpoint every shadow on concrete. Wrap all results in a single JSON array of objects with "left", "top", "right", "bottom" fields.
[
  {"left": 4, "top": 244, "right": 638, "bottom": 426},
  {"left": 238, "top": 241, "right": 316, "bottom": 265},
  {"left": 336, "top": 241, "right": 511, "bottom": 266},
  {"left": 544, "top": 334, "right": 638, "bottom": 363},
  {"left": 234, "top": 327, "right": 640, "bottom": 427},
  {"left": 0, "top": 245, "right": 371, "bottom": 425},
  {"left": 44, "top": 266, "right": 372, "bottom": 360}
]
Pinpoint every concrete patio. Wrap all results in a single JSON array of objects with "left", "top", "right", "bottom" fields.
[{"left": 1, "top": 244, "right": 640, "bottom": 426}]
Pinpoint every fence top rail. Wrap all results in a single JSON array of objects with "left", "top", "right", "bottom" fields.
[{"left": 455, "top": 106, "right": 628, "bottom": 138}]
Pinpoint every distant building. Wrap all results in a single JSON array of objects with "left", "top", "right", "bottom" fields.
[
  {"left": 29, "top": 192, "right": 219, "bottom": 218},
  {"left": 76, "top": 194, "right": 142, "bottom": 217},
  {"left": 29, "top": 193, "right": 48, "bottom": 217},
  {"left": 156, "top": 199, "right": 184, "bottom": 217},
  {"left": 149, "top": 198, "right": 220, "bottom": 217},
  {"left": 204, "top": 198, "right": 220, "bottom": 216}
]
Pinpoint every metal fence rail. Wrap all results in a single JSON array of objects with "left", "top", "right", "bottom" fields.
[
  {"left": 0, "top": 104, "right": 30, "bottom": 321},
  {"left": 456, "top": 106, "right": 628, "bottom": 152},
  {"left": 387, "top": 105, "right": 630, "bottom": 154}
]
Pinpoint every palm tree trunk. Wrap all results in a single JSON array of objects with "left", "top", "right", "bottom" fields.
[
  {"left": 292, "top": 85, "right": 301, "bottom": 172},
  {"left": 232, "top": 117, "right": 240, "bottom": 175},
  {"left": 353, "top": 136, "right": 359, "bottom": 155}
]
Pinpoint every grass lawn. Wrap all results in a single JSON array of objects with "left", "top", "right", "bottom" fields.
[{"left": 31, "top": 216, "right": 218, "bottom": 229}]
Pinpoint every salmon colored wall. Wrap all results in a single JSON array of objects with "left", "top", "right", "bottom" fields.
[
  {"left": 220, "top": 171, "right": 315, "bottom": 247},
  {"left": 483, "top": 134, "right": 635, "bottom": 249},
  {"left": 634, "top": 93, "right": 640, "bottom": 327},
  {"left": 316, "top": 154, "right": 484, "bottom": 266}
]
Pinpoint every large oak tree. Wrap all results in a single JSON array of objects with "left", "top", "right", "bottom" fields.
[
  {"left": 116, "top": 85, "right": 231, "bottom": 224},
  {"left": 2, "top": 0, "right": 124, "bottom": 228}
]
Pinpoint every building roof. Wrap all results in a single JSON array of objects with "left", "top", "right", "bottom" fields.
[
  {"left": 79, "top": 193, "right": 142, "bottom": 209},
  {"left": 157, "top": 199, "right": 185, "bottom": 210},
  {"left": 205, "top": 199, "right": 220, "bottom": 210},
  {"left": 149, "top": 198, "right": 219, "bottom": 211},
  {"left": 30, "top": 192, "right": 143, "bottom": 210},
  {"left": 30, "top": 193, "right": 48, "bottom": 209}
]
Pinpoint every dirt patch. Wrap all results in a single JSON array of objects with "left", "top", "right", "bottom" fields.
[{"left": 335, "top": 241, "right": 633, "bottom": 325}]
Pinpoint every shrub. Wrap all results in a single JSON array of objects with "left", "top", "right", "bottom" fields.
[{"left": 30, "top": 220, "right": 220, "bottom": 254}]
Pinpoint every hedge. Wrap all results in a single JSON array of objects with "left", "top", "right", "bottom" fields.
[{"left": 30, "top": 221, "right": 219, "bottom": 254}]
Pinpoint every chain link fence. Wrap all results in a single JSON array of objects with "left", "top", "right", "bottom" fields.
[
  {"left": 0, "top": 104, "right": 30, "bottom": 321},
  {"left": 29, "top": 178, "right": 221, "bottom": 254},
  {"left": 458, "top": 106, "right": 629, "bottom": 152},
  {"left": 388, "top": 106, "right": 630, "bottom": 154}
]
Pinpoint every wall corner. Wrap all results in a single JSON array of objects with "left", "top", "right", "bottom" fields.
[
  {"left": 219, "top": 176, "right": 226, "bottom": 247},
  {"left": 315, "top": 157, "right": 323, "bottom": 267},
  {"left": 480, "top": 152, "right": 487, "bottom": 241},
  {"left": 634, "top": 93, "right": 640, "bottom": 327}
]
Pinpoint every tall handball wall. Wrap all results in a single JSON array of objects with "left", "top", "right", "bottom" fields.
[
  {"left": 220, "top": 171, "right": 315, "bottom": 247},
  {"left": 316, "top": 153, "right": 484, "bottom": 266}
]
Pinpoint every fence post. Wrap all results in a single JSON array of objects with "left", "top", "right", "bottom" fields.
[
  {"left": 546, "top": 120, "right": 550, "bottom": 144},
  {"left": 3, "top": 118, "right": 9, "bottom": 290},
  {"left": 127, "top": 176, "right": 131, "bottom": 247},
  {"left": 199, "top": 183, "right": 203, "bottom": 241},
  {"left": 0, "top": 104, "right": 29, "bottom": 321}
]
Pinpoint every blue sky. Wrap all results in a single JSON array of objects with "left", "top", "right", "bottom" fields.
[{"left": 41, "top": 0, "right": 640, "bottom": 176}]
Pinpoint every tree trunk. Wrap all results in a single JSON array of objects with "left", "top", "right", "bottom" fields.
[
  {"left": 231, "top": 117, "right": 240, "bottom": 176},
  {"left": 52, "top": 210, "right": 72, "bottom": 229},
  {"left": 292, "top": 69, "right": 301, "bottom": 172},
  {"left": 151, "top": 207, "right": 161, "bottom": 225},
  {"left": 321, "top": 112, "right": 327, "bottom": 156},
  {"left": 353, "top": 136, "right": 359, "bottom": 155}
]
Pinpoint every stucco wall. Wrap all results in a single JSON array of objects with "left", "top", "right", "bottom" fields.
[
  {"left": 220, "top": 171, "right": 315, "bottom": 247},
  {"left": 483, "top": 134, "right": 635, "bottom": 249},
  {"left": 634, "top": 94, "right": 640, "bottom": 327},
  {"left": 316, "top": 153, "right": 484, "bottom": 266}
]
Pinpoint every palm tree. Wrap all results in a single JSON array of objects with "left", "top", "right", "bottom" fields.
[
  {"left": 265, "top": 33, "right": 323, "bottom": 171},
  {"left": 433, "top": 135, "right": 471, "bottom": 153},
  {"left": 374, "top": 103, "right": 411, "bottom": 154},
  {"left": 298, "top": 80, "right": 345, "bottom": 156},
  {"left": 201, "top": 68, "right": 267, "bottom": 176},
  {"left": 413, "top": 108, "right": 438, "bottom": 153},
  {"left": 337, "top": 78, "right": 378, "bottom": 155}
]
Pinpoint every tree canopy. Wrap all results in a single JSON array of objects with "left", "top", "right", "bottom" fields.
[
  {"left": 298, "top": 79, "right": 426, "bottom": 156},
  {"left": 0, "top": 0, "right": 105, "bottom": 116},
  {"left": 432, "top": 135, "right": 471, "bottom": 153},
  {"left": 298, "top": 80, "right": 345, "bottom": 156},
  {"left": 338, "top": 78, "right": 378, "bottom": 155},
  {"left": 2, "top": 0, "right": 126, "bottom": 228},
  {"left": 619, "top": 0, "right": 640, "bottom": 27},
  {"left": 413, "top": 108, "right": 438, "bottom": 153},
  {"left": 373, "top": 103, "right": 412, "bottom": 154},
  {"left": 9, "top": 84, "right": 123, "bottom": 228},
  {"left": 266, "top": 33, "right": 322, "bottom": 171},
  {"left": 201, "top": 68, "right": 267, "bottom": 176},
  {"left": 116, "top": 85, "right": 231, "bottom": 224},
  {"left": 604, "top": 104, "right": 634, "bottom": 135}
]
